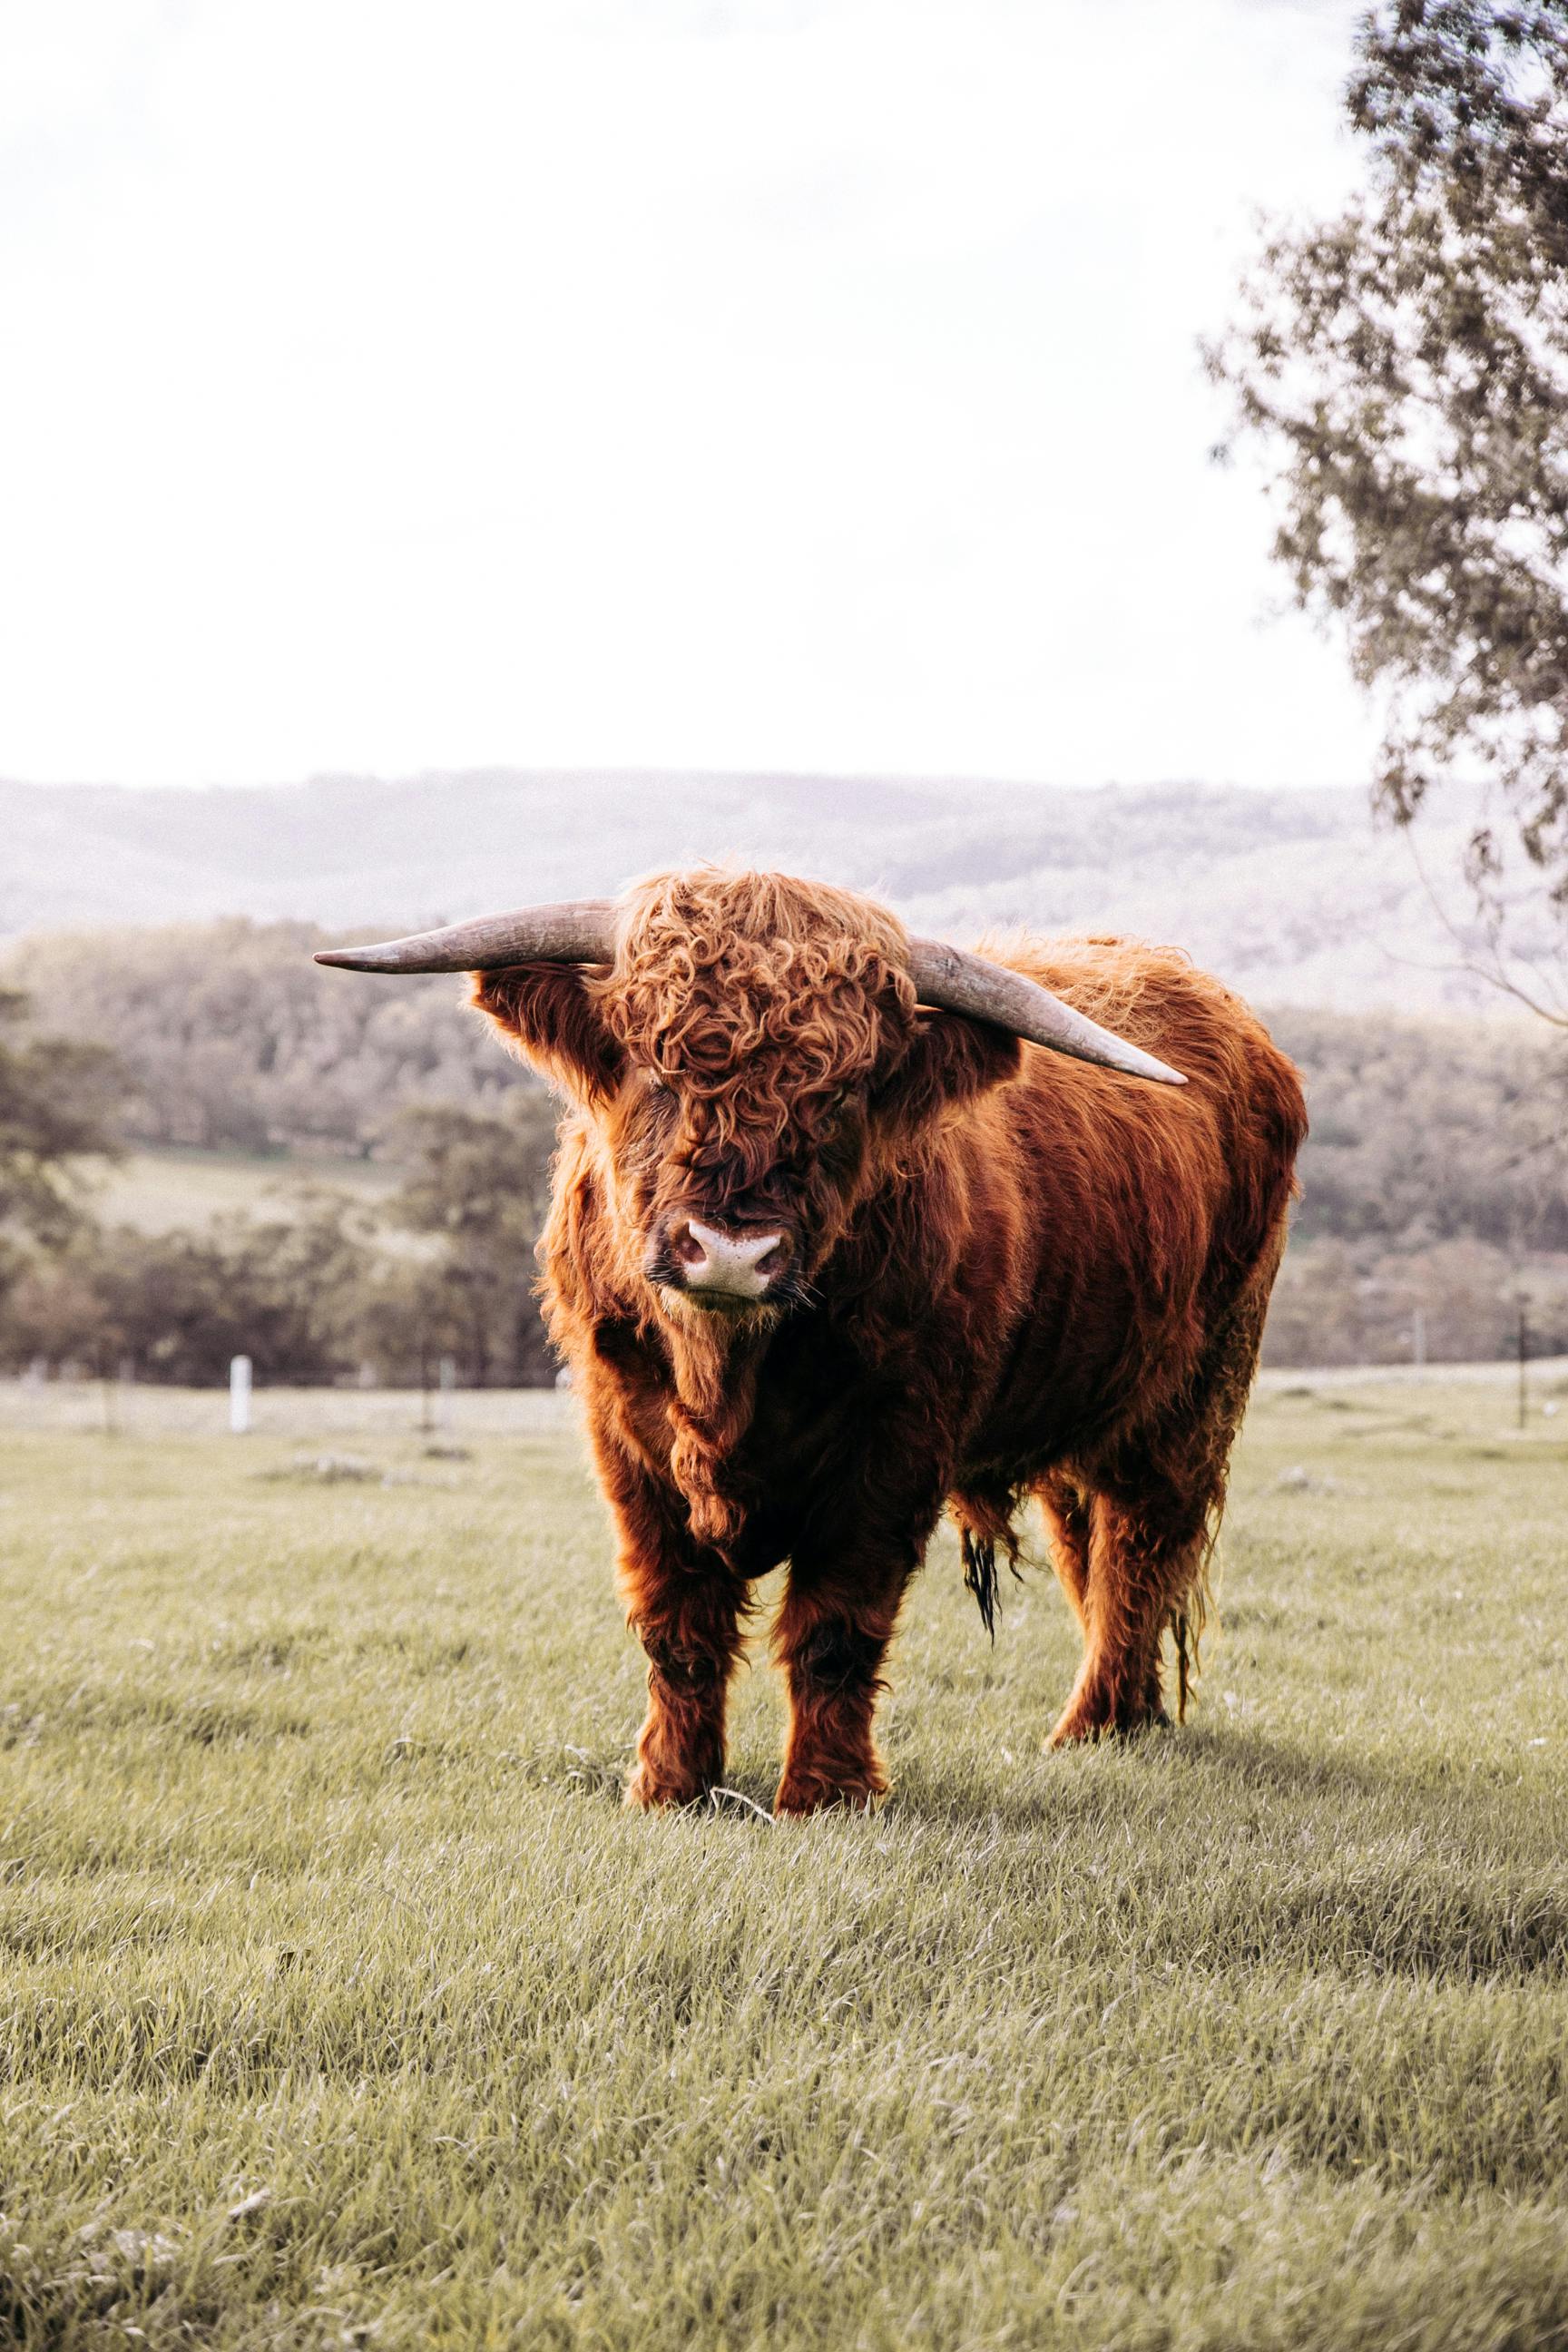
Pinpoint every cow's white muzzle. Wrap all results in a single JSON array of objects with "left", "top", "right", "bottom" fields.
[{"left": 678, "top": 1220, "right": 787, "bottom": 1303}]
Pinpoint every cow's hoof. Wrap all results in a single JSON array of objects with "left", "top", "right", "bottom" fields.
[
  {"left": 1046, "top": 1700, "right": 1169, "bottom": 1749},
  {"left": 773, "top": 1770, "right": 887, "bottom": 1817},
  {"left": 623, "top": 1765, "right": 711, "bottom": 1810}
]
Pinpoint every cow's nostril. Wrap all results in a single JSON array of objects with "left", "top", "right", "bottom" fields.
[{"left": 666, "top": 1220, "right": 789, "bottom": 1302}]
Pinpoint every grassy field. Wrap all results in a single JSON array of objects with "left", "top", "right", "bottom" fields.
[
  {"left": 0, "top": 1371, "right": 1564, "bottom": 2350},
  {"left": 77, "top": 1150, "right": 399, "bottom": 1236}
]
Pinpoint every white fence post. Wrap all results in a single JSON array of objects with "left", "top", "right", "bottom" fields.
[
  {"left": 437, "top": 1355, "right": 456, "bottom": 1430},
  {"left": 230, "top": 1354, "right": 252, "bottom": 1436}
]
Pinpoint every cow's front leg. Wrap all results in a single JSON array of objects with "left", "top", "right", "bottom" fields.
[
  {"left": 624, "top": 1562, "right": 749, "bottom": 1809},
  {"left": 585, "top": 1399, "right": 753, "bottom": 1810},
  {"left": 772, "top": 1563, "right": 911, "bottom": 1815}
]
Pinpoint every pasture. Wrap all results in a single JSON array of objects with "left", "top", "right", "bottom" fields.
[
  {"left": 0, "top": 1371, "right": 1564, "bottom": 2349},
  {"left": 82, "top": 1149, "right": 398, "bottom": 1235}
]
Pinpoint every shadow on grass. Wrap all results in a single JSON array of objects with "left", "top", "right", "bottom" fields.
[
  {"left": 520, "top": 1727, "right": 1568, "bottom": 1984},
  {"left": 541, "top": 1720, "right": 1550, "bottom": 1833},
  {"left": 886, "top": 1726, "right": 1568, "bottom": 1982},
  {"left": 894, "top": 1720, "right": 1551, "bottom": 1818}
]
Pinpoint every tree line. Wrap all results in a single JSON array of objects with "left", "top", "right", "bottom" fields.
[
  {"left": 10, "top": 919, "right": 526, "bottom": 1156},
  {"left": 1, "top": 921, "right": 1566, "bottom": 1379},
  {"left": 0, "top": 959, "right": 558, "bottom": 1386},
  {"left": 0, "top": 1101, "right": 558, "bottom": 1391},
  {"left": 1212, "top": 0, "right": 1568, "bottom": 1010}
]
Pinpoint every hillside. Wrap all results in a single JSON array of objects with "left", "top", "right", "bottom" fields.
[
  {"left": 5, "top": 920, "right": 519, "bottom": 1155},
  {"left": 7, "top": 921, "right": 1563, "bottom": 1223},
  {"left": 0, "top": 769, "right": 1520, "bottom": 1015},
  {"left": 5, "top": 916, "right": 1567, "bottom": 1373}
]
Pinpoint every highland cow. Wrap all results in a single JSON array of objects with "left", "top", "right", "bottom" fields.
[{"left": 318, "top": 868, "right": 1306, "bottom": 1813}]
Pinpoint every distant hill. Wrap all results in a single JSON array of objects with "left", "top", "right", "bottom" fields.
[
  {"left": 5, "top": 911, "right": 1566, "bottom": 1376},
  {"left": 0, "top": 768, "right": 1519, "bottom": 1014}
]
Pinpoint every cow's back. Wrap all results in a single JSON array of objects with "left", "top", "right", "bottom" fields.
[{"left": 946, "top": 934, "right": 1306, "bottom": 1467}]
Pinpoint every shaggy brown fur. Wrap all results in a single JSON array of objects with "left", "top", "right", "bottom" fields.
[{"left": 473, "top": 867, "right": 1307, "bottom": 1813}]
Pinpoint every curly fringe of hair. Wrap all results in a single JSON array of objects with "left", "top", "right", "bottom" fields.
[{"left": 599, "top": 868, "right": 917, "bottom": 1176}]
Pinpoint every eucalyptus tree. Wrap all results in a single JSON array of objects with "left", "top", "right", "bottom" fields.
[{"left": 1210, "top": 0, "right": 1568, "bottom": 1015}]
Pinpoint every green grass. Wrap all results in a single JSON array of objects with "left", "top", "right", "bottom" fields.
[
  {"left": 79, "top": 1149, "right": 398, "bottom": 1236},
  {"left": 0, "top": 1372, "right": 1565, "bottom": 2349}
]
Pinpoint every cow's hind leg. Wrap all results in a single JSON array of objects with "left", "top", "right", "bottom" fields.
[
  {"left": 1046, "top": 1485, "right": 1205, "bottom": 1745},
  {"left": 1047, "top": 1244, "right": 1281, "bottom": 1749},
  {"left": 1037, "top": 1472, "right": 1093, "bottom": 1628}
]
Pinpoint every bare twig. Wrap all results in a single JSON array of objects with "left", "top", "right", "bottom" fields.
[{"left": 707, "top": 1786, "right": 776, "bottom": 1824}]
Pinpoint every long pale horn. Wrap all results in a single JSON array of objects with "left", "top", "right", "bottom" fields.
[
  {"left": 314, "top": 897, "right": 1182, "bottom": 1083},
  {"left": 906, "top": 937, "right": 1186, "bottom": 1086},
  {"left": 313, "top": 899, "right": 619, "bottom": 974}
]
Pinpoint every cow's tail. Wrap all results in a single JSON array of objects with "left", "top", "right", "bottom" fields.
[
  {"left": 1165, "top": 1226, "right": 1288, "bottom": 1715},
  {"left": 1170, "top": 1572, "right": 1212, "bottom": 1726},
  {"left": 950, "top": 1486, "right": 1024, "bottom": 1642}
]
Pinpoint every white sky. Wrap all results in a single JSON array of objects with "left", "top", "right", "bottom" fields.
[{"left": 0, "top": 0, "right": 1381, "bottom": 790}]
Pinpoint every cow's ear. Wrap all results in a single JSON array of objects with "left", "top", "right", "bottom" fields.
[
  {"left": 875, "top": 1012, "right": 1021, "bottom": 1131},
  {"left": 472, "top": 965, "right": 625, "bottom": 1103}
]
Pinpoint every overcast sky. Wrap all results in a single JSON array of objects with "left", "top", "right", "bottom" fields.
[{"left": 1, "top": 0, "right": 1380, "bottom": 791}]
